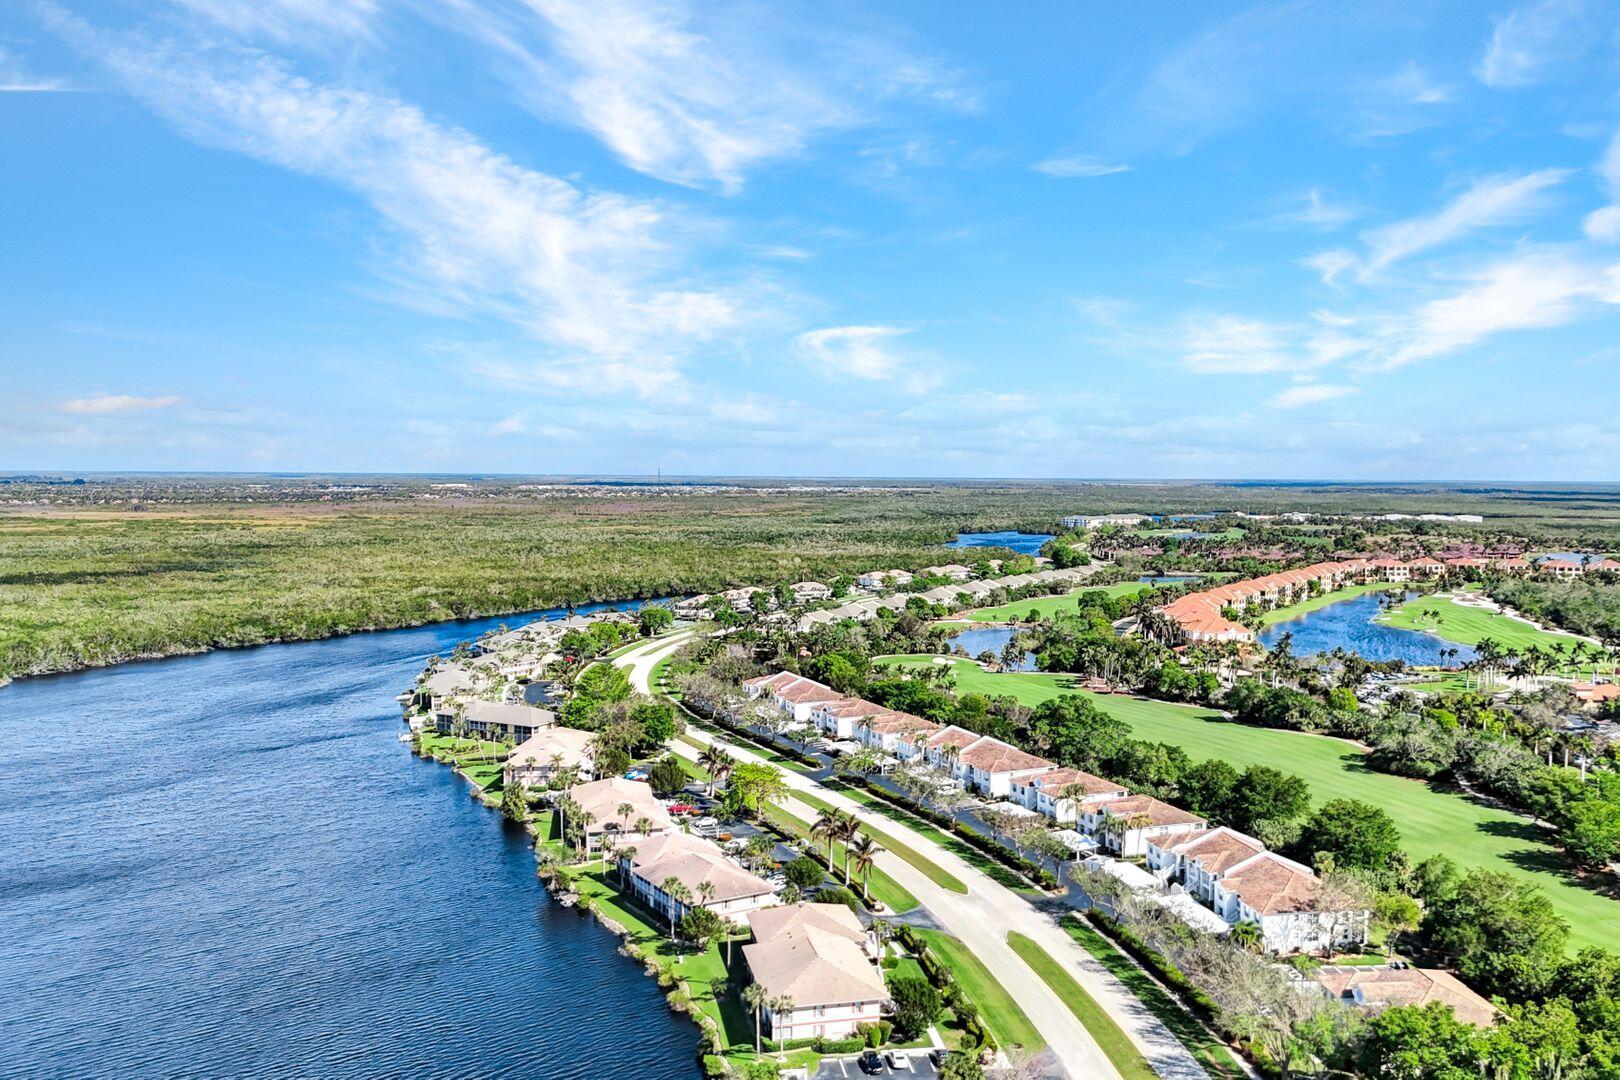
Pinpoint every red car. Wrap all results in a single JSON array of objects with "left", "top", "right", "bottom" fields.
[{"left": 667, "top": 804, "right": 695, "bottom": 815}]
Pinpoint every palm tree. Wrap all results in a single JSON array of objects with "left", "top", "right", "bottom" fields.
[
  {"left": 617, "top": 801, "right": 635, "bottom": 832},
  {"left": 635, "top": 815, "right": 653, "bottom": 837},
  {"left": 811, "top": 809, "right": 839, "bottom": 866},
  {"left": 743, "top": 983, "right": 768, "bottom": 1055},
  {"left": 834, "top": 811, "right": 860, "bottom": 884},
  {"left": 769, "top": 995, "right": 795, "bottom": 1054},
  {"left": 662, "top": 877, "right": 691, "bottom": 936},
  {"left": 1230, "top": 920, "right": 1263, "bottom": 952},
  {"left": 700, "top": 744, "right": 732, "bottom": 797},
  {"left": 617, "top": 844, "right": 637, "bottom": 887},
  {"left": 850, "top": 833, "right": 883, "bottom": 901}
]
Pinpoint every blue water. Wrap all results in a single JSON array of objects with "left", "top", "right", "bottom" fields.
[
  {"left": 0, "top": 608, "right": 699, "bottom": 1078},
  {"left": 1259, "top": 591, "right": 1477, "bottom": 666},
  {"left": 1138, "top": 574, "right": 1201, "bottom": 584},
  {"left": 946, "top": 626, "right": 1035, "bottom": 671},
  {"left": 947, "top": 530, "right": 1054, "bottom": 554}
]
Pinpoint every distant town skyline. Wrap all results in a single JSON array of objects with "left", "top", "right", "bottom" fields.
[{"left": 4, "top": 1, "right": 1620, "bottom": 479}]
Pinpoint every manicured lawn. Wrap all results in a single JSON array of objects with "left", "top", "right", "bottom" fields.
[
  {"left": 1260, "top": 582, "right": 1406, "bottom": 626},
  {"left": 916, "top": 929, "right": 1044, "bottom": 1055},
  {"left": 1376, "top": 594, "right": 1596, "bottom": 657},
  {"left": 888, "top": 658, "right": 1615, "bottom": 952},
  {"left": 785, "top": 786, "right": 969, "bottom": 894},
  {"left": 1062, "top": 918, "right": 1244, "bottom": 1079},
  {"left": 763, "top": 804, "right": 920, "bottom": 914},
  {"left": 820, "top": 779, "right": 1031, "bottom": 892},
  {"left": 1005, "top": 931, "right": 1156, "bottom": 1080},
  {"left": 418, "top": 732, "right": 506, "bottom": 789},
  {"left": 961, "top": 581, "right": 1158, "bottom": 623}
]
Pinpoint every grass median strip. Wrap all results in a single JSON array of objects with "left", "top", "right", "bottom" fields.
[
  {"left": 762, "top": 803, "right": 920, "bottom": 914},
  {"left": 1006, "top": 931, "right": 1156, "bottom": 1080},
  {"left": 784, "top": 786, "right": 969, "bottom": 895},
  {"left": 1062, "top": 917, "right": 1244, "bottom": 1079},
  {"left": 915, "top": 928, "right": 1044, "bottom": 1055}
]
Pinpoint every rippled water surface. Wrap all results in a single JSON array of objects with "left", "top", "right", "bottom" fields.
[
  {"left": 0, "top": 608, "right": 698, "bottom": 1079},
  {"left": 1258, "top": 590, "right": 1477, "bottom": 666},
  {"left": 946, "top": 531, "right": 1053, "bottom": 554}
]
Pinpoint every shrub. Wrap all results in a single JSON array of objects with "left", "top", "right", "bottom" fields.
[
  {"left": 812, "top": 1035, "right": 866, "bottom": 1054},
  {"left": 880, "top": 955, "right": 900, "bottom": 969},
  {"left": 888, "top": 975, "right": 943, "bottom": 1041},
  {"left": 785, "top": 856, "right": 825, "bottom": 890}
]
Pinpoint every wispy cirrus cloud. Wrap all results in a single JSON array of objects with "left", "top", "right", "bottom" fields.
[
  {"left": 1477, "top": 0, "right": 1592, "bottom": 88},
  {"left": 1309, "top": 169, "right": 1570, "bottom": 283},
  {"left": 1033, "top": 155, "right": 1131, "bottom": 179},
  {"left": 60, "top": 394, "right": 184, "bottom": 414},
  {"left": 48, "top": 10, "right": 759, "bottom": 400},
  {"left": 169, "top": 0, "right": 378, "bottom": 44},
  {"left": 0, "top": 47, "right": 70, "bottom": 91},
  {"left": 1268, "top": 383, "right": 1356, "bottom": 408},
  {"left": 430, "top": 0, "right": 975, "bottom": 193}
]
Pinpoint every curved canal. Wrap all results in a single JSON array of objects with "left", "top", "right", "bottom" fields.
[{"left": 0, "top": 607, "right": 700, "bottom": 1079}]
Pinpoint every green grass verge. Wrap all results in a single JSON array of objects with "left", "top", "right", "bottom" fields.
[
  {"left": 1005, "top": 931, "right": 1156, "bottom": 1080},
  {"left": 763, "top": 803, "right": 920, "bottom": 914},
  {"left": 782, "top": 785, "right": 969, "bottom": 895},
  {"left": 884, "top": 658, "right": 1614, "bottom": 952},
  {"left": 1375, "top": 593, "right": 1595, "bottom": 656},
  {"left": 1061, "top": 918, "right": 1244, "bottom": 1078},
  {"left": 1259, "top": 582, "right": 1406, "bottom": 626},
  {"left": 820, "top": 779, "right": 1033, "bottom": 892},
  {"left": 915, "top": 928, "right": 1044, "bottom": 1055}
]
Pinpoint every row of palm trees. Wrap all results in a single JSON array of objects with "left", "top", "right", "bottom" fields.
[{"left": 810, "top": 808, "right": 885, "bottom": 901}]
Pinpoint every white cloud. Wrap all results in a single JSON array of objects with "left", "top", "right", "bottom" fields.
[
  {"left": 1477, "top": 0, "right": 1591, "bottom": 88},
  {"left": 1384, "top": 62, "right": 1453, "bottom": 106},
  {"left": 0, "top": 47, "right": 70, "bottom": 91},
  {"left": 1268, "top": 383, "right": 1356, "bottom": 409},
  {"left": 1583, "top": 129, "right": 1620, "bottom": 243},
  {"left": 1274, "top": 188, "right": 1359, "bottom": 230},
  {"left": 1182, "top": 315, "right": 1312, "bottom": 374},
  {"left": 60, "top": 394, "right": 183, "bottom": 414},
  {"left": 1033, "top": 156, "right": 1131, "bottom": 179},
  {"left": 169, "top": 0, "right": 377, "bottom": 44},
  {"left": 1382, "top": 251, "right": 1620, "bottom": 368},
  {"left": 796, "top": 325, "right": 938, "bottom": 392},
  {"left": 1356, "top": 169, "right": 1569, "bottom": 279},
  {"left": 52, "top": 15, "right": 754, "bottom": 400},
  {"left": 1302, "top": 248, "right": 1357, "bottom": 288},
  {"left": 433, "top": 0, "right": 971, "bottom": 193}
]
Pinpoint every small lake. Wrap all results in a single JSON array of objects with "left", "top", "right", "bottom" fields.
[
  {"left": 0, "top": 604, "right": 699, "bottom": 1078},
  {"left": 946, "top": 625, "right": 1035, "bottom": 671},
  {"left": 947, "top": 530, "right": 1054, "bottom": 555},
  {"left": 1139, "top": 574, "right": 1201, "bottom": 585},
  {"left": 1259, "top": 590, "right": 1476, "bottom": 666}
]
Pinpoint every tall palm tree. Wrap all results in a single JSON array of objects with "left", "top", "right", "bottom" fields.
[
  {"left": 662, "top": 877, "right": 691, "bottom": 936},
  {"left": 810, "top": 809, "right": 839, "bottom": 866},
  {"left": 742, "top": 983, "right": 767, "bottom": 1056},
  {"left": 835, "top": 812, "right": 860, "bottom": 884},
  {"left": 617, "top": 802, "right": 635, "bottom": 831},
  {"left": 769, "top": 995, "right": 795, "bottom": 1054},
  {"left": 635, "top": 815, "right": 653, "bottom": 837},
  {"left": 850, "top": 833, "right": 883, "bottom": 901},
  {"left": 617, "top": 844, "right": 637, "bottom": 887},
  {"left": 700, "top": 744, "right": 732, "bottom": 797},
  {"left": 1230, "top": 920, "right": 1263, "bottom": 952}
]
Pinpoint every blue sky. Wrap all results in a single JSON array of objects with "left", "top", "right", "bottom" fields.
[{"left": 3, "top": 0, "right": 1620, "bottom": 479}]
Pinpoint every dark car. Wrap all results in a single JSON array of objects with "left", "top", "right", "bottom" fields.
[
  {"left": 858, "top": 1050, "right": 884, "bottom": 1075},
  {"left": 928, "top": 1049, "right": 946, "bottom": 1067}
]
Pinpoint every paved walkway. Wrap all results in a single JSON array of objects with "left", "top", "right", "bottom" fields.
[{"left": 616, "top": 638, "right": 1211, "bottom": 1080}]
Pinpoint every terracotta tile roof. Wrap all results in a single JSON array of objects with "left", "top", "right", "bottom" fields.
[
  {"left": 746, "top": 902, "right": 866, "bottom": 947},
  {"left": 1221, "top": 852, "right": 1326, "bottom": 915},
  {"left": 957, "top": 737, "right": 1055, "bottom": 775},
  {"left": 1020, "top": 768, "right": 1126, "bottom": 798},
  {"left": 1099, "top": 794, "right": 1207, "bottom": 829},
  {"left": 743, "top": 915, "right": 887, "bottom": 1008},
  {"left": 1314, "top": 966, "right": 1498, "bottom": 1028},
  {"left": 924, "top": 725, "right": 983, "bottom": 751},
  {"left": 1174, "top": 827, "right": 1266, "bottom": 873},
  {"left": 569, "top": 777, "right": 672, "bottom": 835}
]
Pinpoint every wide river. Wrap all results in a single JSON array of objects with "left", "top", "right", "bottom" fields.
[{"left": 0, "top": 607, "right": 701, "bottom": 1079}]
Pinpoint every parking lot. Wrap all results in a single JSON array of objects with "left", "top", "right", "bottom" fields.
[{"left": 813, "top": 1049, "right": 943, "bottom": 1079}]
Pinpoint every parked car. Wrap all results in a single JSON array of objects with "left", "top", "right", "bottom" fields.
[
  {"left": 884, "top": 1049, "right": 909, "bottom": 1070},
  {"left": 857, "top": 1050, "right": 884, "bottom": 1075}
]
